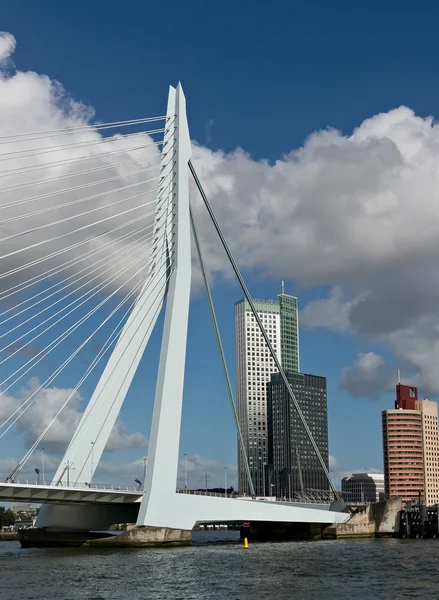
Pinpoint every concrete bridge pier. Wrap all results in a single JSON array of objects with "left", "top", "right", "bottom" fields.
[
  {"left": 88, "top": 526, "right": 192, "bottom": 547},
  {"left": 240, "top": 520, "right": 325, "bottom": 541},
  {"left": 19, "top": 502, "right": 141, "bottom": 547}
]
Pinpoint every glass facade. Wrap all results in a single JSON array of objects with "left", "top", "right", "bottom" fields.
[
  {"left": 235, "top": 299, "right": 281, "bottom": 496},
  {"left": 267, "top": 372, "right": 329, "bottom": 498},
  {"left": 278, "top": 294, "right": 300, "bottom": 374},
  {"left": 235, "top": 292, "right": 327, "bottom": 498}
]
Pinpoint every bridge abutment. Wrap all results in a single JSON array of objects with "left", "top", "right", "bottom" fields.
[
  {"left": 240, "top": 521, "right": 325, "bottom": 541},
  {"left": 87, "top": 526, "right": 192, "bottom": 547},
  {"left": 19, "top": 528, "right": 115, "bottom": 548}
]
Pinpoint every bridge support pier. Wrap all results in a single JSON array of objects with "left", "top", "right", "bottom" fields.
[
  {"left": 87, "top": 526, "right": 192, "bottom": 547},
  {"left": 240, "top": 521, "right": 325, "bottom": 541},
  {"left": 19, "top": 526, "right": 192, "bottom": 548},
  {"left": 19, "top": 528, "right": 115, "bottom": 548}
]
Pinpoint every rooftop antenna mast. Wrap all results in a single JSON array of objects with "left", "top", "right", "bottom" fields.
[{"left": 281, "top": 280, "right": 285, "bottom": 295}]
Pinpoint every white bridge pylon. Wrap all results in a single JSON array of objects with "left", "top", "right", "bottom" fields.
[{"left": 37, "top": 84, "right": 348, "bottom": 531}]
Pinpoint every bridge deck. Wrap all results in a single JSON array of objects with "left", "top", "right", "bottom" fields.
[
  {"left": 0, "top": 483, "right": 349, "bottom": 528},
  {"left": 0, "top": 482, "right": 142, "bottom": 504}
]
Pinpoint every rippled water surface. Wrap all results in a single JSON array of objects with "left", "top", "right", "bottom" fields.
[{"left": 1, "top": 531, "right": 439, "bottom": 599}]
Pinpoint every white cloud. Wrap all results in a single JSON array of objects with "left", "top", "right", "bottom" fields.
[
  {"left": 0, "top": 34, "right": 160, "bottom": 297},
  {"left": 0, "top": 377, "right": 147, "bottom": 454},
  {"left": 0, "top": 32, "right": 16, "bottom": 64},
  {"left": 177, "top": 454, "right": 237, "bottom": 490},
  {"left": 2, "top": 31, "right": 439, "bottom": 406},
  {"left": 329, "top": 454, "right": 339, "bottom": 471},
  {"left": 189, "top": 106, "right": 439, "bottom": 396},
  {"left": 301, "top": 286, "right": 361, "bottom": 333},
  {"left": 339, "top": 352, "right": 396, "bottom": 399}
]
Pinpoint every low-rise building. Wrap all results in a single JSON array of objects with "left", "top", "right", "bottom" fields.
[{"left": 341, "top": 473, "right": 385, "bottom": 503}]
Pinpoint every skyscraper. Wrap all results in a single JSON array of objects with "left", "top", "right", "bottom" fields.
[
  {"left": 416, "top": 399, "right": 439, "bottom": 506},
  {"left": 235, "top": 292, "right": 299, "bottom": 495},
  {"left": 382, "top": 383, "right": 439, "bottom": 505},
  {"left": 268, "top": 372, "right": 329, "bottom": 498}
]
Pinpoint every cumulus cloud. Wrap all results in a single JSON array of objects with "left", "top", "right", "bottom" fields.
[
  {"left": 0, "top": 35, "right": 160, "bottom": 299},
  {"left": 2, "top": 30, "right": 439, "bottom": 419},
  {"left": 190, "top": 106, "right": 439, "bottom": 396},
  {"left": 177, "top": 454, "right": 237, "bottom": 489},
  {"left": 0, "top": 377, "right": 147, "bottom": 454},
  {"left": 301, "top": 286, "right": 361, "bottom": 333},
  {"left": 0, "top": 32, "right": 16, "bottom": 64},
  {"left": 339, "top": 352, "right": 396, "bottom": 399}
]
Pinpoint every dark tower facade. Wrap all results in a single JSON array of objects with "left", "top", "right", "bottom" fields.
[{"left": 267, "top": 372, "right": 329, "bottom": 498}]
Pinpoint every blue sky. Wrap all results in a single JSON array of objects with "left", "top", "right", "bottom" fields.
[{"left": 1, "top": 0, "right": 439, "bottom": 487}]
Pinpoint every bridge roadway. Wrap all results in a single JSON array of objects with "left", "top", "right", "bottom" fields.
[
  {"left": 0, "top": 480, "right": 142, "bottom": 505},
  {"left": 0, "top": 480, "right": 348, "bottom": 526}
]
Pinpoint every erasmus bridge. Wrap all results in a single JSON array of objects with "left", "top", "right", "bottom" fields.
[{"left": 0, "top": 85, "right": 348, "bottom": 545}]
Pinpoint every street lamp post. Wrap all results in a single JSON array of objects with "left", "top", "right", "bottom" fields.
[
  {"left": 184, "top": 453, "right": 188, "bottom": 492},
  {"left": 262, "top": 462, "right": 266, "bottom": 498},
  {"left": 41, "top": 448, "right": 45, "bottom": 483}
]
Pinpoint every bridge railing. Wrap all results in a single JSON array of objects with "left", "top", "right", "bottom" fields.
[
  {"left": 0, "top": 477, "right": 139, "bottom": 492},
  {"left": 176, "top": 489, "right": 331, "bottom": 504}
]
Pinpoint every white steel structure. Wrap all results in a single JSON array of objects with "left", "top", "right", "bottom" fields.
[{"left": 0, "top": 83, "right": 348, "bottom": 533}]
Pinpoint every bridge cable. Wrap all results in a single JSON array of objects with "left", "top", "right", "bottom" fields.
[
  {"left": 188, "top": 160, "right": 339, "bottom": 498},
  {"left": 0, "top": 238, "right": 161, "bottom": 402},
  {"left": 189, "top": 205, "right": 255, "bottom": 497},
  {"left": 65, "top": 195, "right": 176, "bottom": 483},
  {"left": 8, "top": 256, "right": 174, "bottom": 479},
  {"left": 0, "top": 158, "right": 173, "bottom": 294},
  {"left": 0, "top": 116, "right": 167, "bottom": 144},
  {"left": 0, "top": 144, "right": 161, "bottom": 180},
  {"left": 0, "top": 201, "right": 173, "bottom": 421},
  {"left": 0, "top": 150, "right": 175, "bottom": 263},
  {"left": 0, "top": 180, "right": 159, "bottom": 244},
  {"left": 0, "top": 128, "right": 166, "bottom": 162},
  {"left": 0, "top": 226, "right": 156, "bottom": 338},
  {"left": 0, "top": 164, "right": 160, "bottom": 212},
  {"left": 67, "top": 262, "right": 174, "bottom": 484},
  {"left": 0, "top": 156, "right": 160, "bottom": 196},
  {"left": 0, "top": 252, "right": 167, "bottom": 442},
  {"left": 6, "top": 262, "right": 173, "bottom": 480},
  {"left": 0, "top": 187, "right": 159, "bottom": 262},
  {"left": 0, "top": 221, "right": 153, "bottom": 320},
  {"left": 0, "top": 223, "right": 170, "bottom": 387},
  {"left": 0, "top": 209, "right": 156, "bottom": 289}
]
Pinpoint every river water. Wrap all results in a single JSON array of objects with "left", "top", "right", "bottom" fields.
[{"left": 1, "top": 531, "right": 439, "bottom": 599}]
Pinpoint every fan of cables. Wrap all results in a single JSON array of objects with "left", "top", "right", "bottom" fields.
[{"left": 0, "top": 114, "right": 175, "bottom": 478}]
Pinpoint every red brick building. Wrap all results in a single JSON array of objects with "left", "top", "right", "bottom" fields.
[{"left": 382, "top": 384, "right": 425, "bottom": 502}]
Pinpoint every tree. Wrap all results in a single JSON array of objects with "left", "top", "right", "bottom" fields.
[
  {"left": 2, "top": 509, "right": 15, "bottom": 527},
  {"left": 0, "top": 506, "right": 4, "bottom": 528}
]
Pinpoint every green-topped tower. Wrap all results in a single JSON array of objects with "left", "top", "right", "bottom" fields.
[{"left": 235, "top": 283, "right": 300, "bottom": 496}]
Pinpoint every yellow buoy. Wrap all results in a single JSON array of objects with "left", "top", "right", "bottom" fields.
[{"left": 244, "top": 537, "right": 249, "bottom": 549}]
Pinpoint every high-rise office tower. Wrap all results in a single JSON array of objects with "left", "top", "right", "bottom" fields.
[
  {"left": 382, "top": 383, "right": 439, "bottom": 505},
  {"left": 235, "top": 292, "right": 299, "bottom": 495},
  {"left": 416, "top": 399, "right": 439, "bottom": 506},
  {"left": 268, "top": 372, "right": 329, "bottom": 498},
  {"left": 382, "top": 384, "right": 424, "bottom": 502}
]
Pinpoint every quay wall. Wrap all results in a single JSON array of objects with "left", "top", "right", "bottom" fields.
[{"left": 322, "top": 498, "right": 402, "bottom": 539}]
